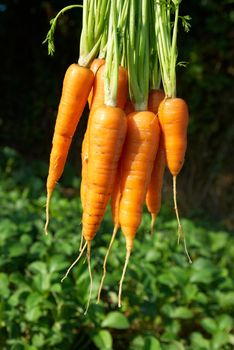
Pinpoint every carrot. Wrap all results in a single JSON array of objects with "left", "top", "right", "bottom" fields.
[
  {"left": 158, "top": 97, "right": 192, "bottom": 263},
  {"left": 154, "top": 0, "right": 192, "bottom": 263},
  {"left": 82, "top": 105, "right": 126, "bottom": 310},
  {"left": 80, "top": 130, "right": 89, "bottom": 209},
  {"left": 82, "top": 106, "right": 127, "bottom": 244},
  {"left": 80, "top": 63, "right": 128, "bottom": 219},
  {"left": 145, "top": 89, "right": 165, "bottom": 234},
  {"left": 146, "top": 136, "right": 165, "bottom": 234},
  {"left": 118, "top": 111, "right": 160, "bottom": 306},
  {"left": 45, "top": 64, "right": 94, "bottom": 234},
  {"left": 88, "top": 58, "right": 105, "bottom": 108},
  {"left": 158, "top": 98, "right": 188, "bottom": 177}
]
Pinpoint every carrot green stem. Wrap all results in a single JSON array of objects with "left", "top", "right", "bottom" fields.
[
  {"left": 127, "top": 0, "right": 149, "bottom": 111},
  {"left": 43, "top": 5, "right": 83, "bottom": 56},
  {"left": 155, "top": 0, "right": 180, "bottom": 98},
  {"left": 79, "top": 0, "right": 108, "bottom": 67},
  {"left": 104, "top": 0, "right": 119, "bottom": 106},
  {"left": 170, "top": 3, "right": 179, "bottom": 98},
  {"left": 149, "top": 0, "right": 161, "bottom": 90}
]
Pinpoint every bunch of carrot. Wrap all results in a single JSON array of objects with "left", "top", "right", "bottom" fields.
[{"left": 44, "top": 0, "right": 192, "bottom": 311}]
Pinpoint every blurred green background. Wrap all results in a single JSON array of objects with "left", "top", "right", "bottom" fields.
[{"left": 0, "top": 1, "right": 234, "bottom": 349}]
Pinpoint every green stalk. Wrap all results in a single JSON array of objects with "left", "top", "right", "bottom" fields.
[
  {"left": 79, "top": 0, "right": 89, "bottom": 59},
  {"left": 79, "top": 0, "right": 109, "bottom": 67},
  {"left": 127, "top": 0, "right": 142, "bottom": 106},
  {"left": 155, "top": 0, "right": 180, "bottom": 98},
  {"left": 43, "top": 5, "right": 83, "bottom": 56},
  {"left": 127, "top": 0, "right": 151, "bottom": 110},
  {"left": 87, "top": 0, "right": 95, "bottom": 49},
  {"left": 104, "top": 0, "right": 119, "bottom": 106},
  {"left": 170, "top": 3, "right": 179, "bottom": 98},
  {"left": 99, "top": 25, "right": 108, "bottom": 58}
]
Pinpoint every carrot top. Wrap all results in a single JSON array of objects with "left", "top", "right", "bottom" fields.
[
  {"left": 104, "top": 0, "right": 129, "bottom": 106},
  {"left": 155, "top": 0, "right": 191, "bottom": 98},
  {"left": 127, "top": 0, "right": 150, "bottom": 111},
  {"left": 43, "top": 1, "right": 109, "bottom": 68}
]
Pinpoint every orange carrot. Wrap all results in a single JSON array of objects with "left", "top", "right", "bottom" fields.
[
  {"left": 88, "top": 58, "right": 105, "bottom": 108},
  {"left": 82, "top": 106, "right": 127, "bottom": 246},
  {"left": 45, "top": 64, "right": 94, "bottom": 234},
  {"left": 145, "top": 136, "right": 165, "bottom": 234},
  {"left": 145, "top": 89, "right": 165, "bottom": 234},
  {"left": 158, "top": 97, "right": 192, "bottom": 262},
  {"left": 118, "top": 111, "right": 160, "bottom": 306},
  {"left": 80, "top": 64, "right": 128, "bottom": 218},
  {"left": 158, "top": 97, "right": 188, "bottom": 177},
  {"left": 80, "top": 130, "right": 89, "bottom": 213}
]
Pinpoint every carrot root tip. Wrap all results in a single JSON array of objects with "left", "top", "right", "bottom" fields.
[
  {"left": 61, "top": 241, "right": 87, "bottom": 283},
  {"left": 79, "top": 233, "right": 84, "bottom": 252},
  {"left": 172, "top": 176, "right": 192, "bottom": 263},
  {"left": 150, "top": 214, "right": 156, "bottom": 237},
  {"left": 97, "top": 225, "right": 119, "bottom": 304},
  {"left": 44, "top": 190, "right": 52, "bottom": 235},
  {"left": 118, "top": 248, "right": 131, "bottom": 308},
  {"left": 84, "top": 241, "right": 93, "bottom": 315}
]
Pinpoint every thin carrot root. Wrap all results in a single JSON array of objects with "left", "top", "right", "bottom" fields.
[
  {"left": 118, "top": 248, "right": 131, "bottom": 308},
  {"left": 97, "top": 224, "right": 119, "bottom": 303},
  {"left": 79, "top": 233, "right": 84, "bottom": 252},
  {"left": 173, "top": 176, "right": 192, "bottom": 264},
  {"left": 84, "top": 241, "right": 93, "bottom": 315},
  {"left": 150, "top": 214, "right": 156, "bottom": 237},
  {"left": 61, "top": 241, "right": 88, "bottom": 282},
  {"left": 173, "top": 175, "right": 182, "bottom": 244},
  {"left": 44, "top": 190, "right": 52, "bottom": 235}
]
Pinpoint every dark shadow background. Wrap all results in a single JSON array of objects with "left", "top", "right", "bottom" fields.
[{"left": 0, "top": 0, "right": 233, "bottom": 229}]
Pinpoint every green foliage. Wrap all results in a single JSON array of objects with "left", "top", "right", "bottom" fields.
[{"left": 0, "top": 147, "right": 234, "bottom": 349}]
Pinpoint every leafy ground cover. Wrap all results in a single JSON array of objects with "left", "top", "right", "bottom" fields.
[{"left": 0, "top": 147, "right": 234, "bottom": 350}]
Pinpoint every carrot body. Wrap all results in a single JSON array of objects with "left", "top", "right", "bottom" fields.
[
  {"left": 82, "top": 106, "right": 127, "bottom": 243},
  {"left": 46, "top": 64, "right": 94, "bottom": 193},
  {"left": 45, "top": 64, "right": 94, "bottom": 233},
  {"left": 145, "top": 137, "right": 165, "bottom": 226},
  {"left": 88, "top": 58, "right": 105, "bottom": 108},
  {"left": 119, "top": 111, "right": 160, "bottom": 251},
  {"left": 146, "top": 89, "right": 165, "bottom": 230},
  {"left": 80, "top": 130, "right": 89, "bottom": 209},
  {"left": 111, "top": 165, "right": 121, "bottom": 227},
  {"left": 158, "top": 98, "right": 188, "bottom": 176},
  {"left": 80, "top": 65, "right": 128, "bottom": 212}
]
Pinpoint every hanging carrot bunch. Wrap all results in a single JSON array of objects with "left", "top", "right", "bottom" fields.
[{"left": 43, "top": 0, "right": 192, "bottom": 310}]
